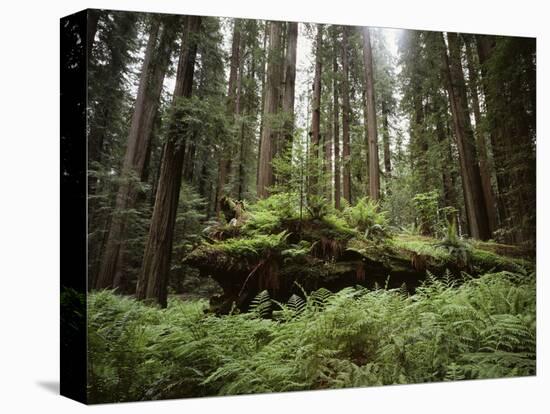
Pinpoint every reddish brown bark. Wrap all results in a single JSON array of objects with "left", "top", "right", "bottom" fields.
[
  {"left": 464, "top": 37, "right": 498, "bottom": 234},
  {"left": 282, "top": 22, "right": 298, "bottom": 149},
  {"left": 308, "top": 24, "right": 323, "bottom": 196},
  {"left": 216, "top": 20, "right": 241, "bottom": 215},
  {"left": 361, "top": 27, "right": 380, "bottom": 201},
  {"left": 257, "top": 21, "right": 282, "bottom": 198},
  {"left": 333, "top": 28, "right": 341, "bottom": 209},
  {"left": 341, "top": 26, "right": 352, "bottom": 204},
  {"left": 96, "top": 18, "right": 176, "bottom": 290},
  {"left": 381, "top": 99, "right": 392, "bottom": 177},
  {"left": 136, "top": 16, "right": 202, "bottom": 306},
  {"left": 441, "top": 32, "right": 490, "bottom": 240}
]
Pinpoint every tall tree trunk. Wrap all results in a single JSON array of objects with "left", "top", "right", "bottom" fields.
[
  {"left": 361, "top": 89, "right": 370, "bottom": 197},
  {"left": 282, "top": 22, "right": 298, "bottom": 150},
  {"left": 381, "top": 99, "right": 392, "bottom": 178},
  {"left": 436, "top": 105, "right": 458, "bottom": 227},
  {"left": 216, "top": 19, "right": 241, "bottom": 215},
  {"left": 441, "top": 32, "right": 490, "bottom": 240},
  {"left": 308, "top": 24, "right": 323, "bottom": 196},
  {"left": 333, "top": 29, "right": 341, "bottom": 209},
  {"left": 475, "top": 34, "right": 510, "bottom": 234},
  {"left": 325, "top": 100, "right": 333, "bottom": 201},
  {"left": 257, "top": 21, "right": 282, "bottom": 198},
  {"left": 96, "top": 19, "right": 176, "bottom": 290},
  {"left": 233, "top": 30, "right": 249, "bottom": 200},
  {"left": 361, "top": 27, "right": 380, "bottom": 201},
  {"left": 341, "top": 26, "right": 352, "bottom": 203},
  {"left": 256, "top": 22, "right": 269, "bottom": 187},
  {"left": 136, "top": 16, "right": 202, "bottom": 307},
  {"left": 464, "top": 36, "right": 498, "bottom": 234}
]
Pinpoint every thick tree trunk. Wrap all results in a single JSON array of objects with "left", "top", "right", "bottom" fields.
[
  {"left": 333, "top": 29, "right": 341, "bottom": 209},
  {"left": 257, "top": 21, "right": 282, "bottom": 198},
  {"left": 341, "top": 26, "right": 352, "bottom": 204},
  {"left": 96, "top": 19, "right": 177, "bottom": 290},
  {"left": 136, "top": 16, "right": 202, "bottom": 307},
  {"left": 475, "top": 35, "right": 511, "bottom": 234},
  {"left": 464, "top": 37, "right": 498, "bottom": 234},
  {"left": 381, "top": 99, "right": 392, "bottom": 178},
  {"left": 361, "top": 28, "right": 380, "bottom": 201},
  {"left": 308, "top": 24, "right": 323, "bottom": 196},
  {"left": 233, "top": 31, "right": 248, "bottom": 200},
  {"left": 256, "top": 22, "right": 269, "bottom": 187},
  {"left": 325, "top": 101, "right": 333, "bottom": 201},
  {"left": 441, "top": 32, "right": 490, "bottom": 240},
  {"left": 282, "top": 22, "right": 298, "bottom": 149},
  {"left": 216, "top": 20, "right": 241, "bottom": 215},
  {"left": 435, "top": 106, "right": 459, "bottom": 227}
]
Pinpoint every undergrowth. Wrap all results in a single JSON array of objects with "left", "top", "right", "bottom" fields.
[{"left": 88, "top": 270, "right": 536, "bottom": 403}]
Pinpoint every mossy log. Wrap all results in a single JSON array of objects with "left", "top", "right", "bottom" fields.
[{"left": 184, "top": 232, "right": 533, "bottom": 313}]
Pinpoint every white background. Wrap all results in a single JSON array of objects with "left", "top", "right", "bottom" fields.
[{"left": 0, "top": 0, "right": 547, "bottom": 412}]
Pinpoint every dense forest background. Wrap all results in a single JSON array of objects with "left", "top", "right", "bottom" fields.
[
  {"left": 87, "top": 10, "right": 535, "bottom": 301},
  {"left": 79, "top": 10, "right": 536, "bottom": 402}
]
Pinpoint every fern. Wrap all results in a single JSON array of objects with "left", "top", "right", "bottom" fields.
[
  {"left": 286, "top": 294, "right": 306, "bottom": 314},
  {"left": 88, "top": 270, "right": 535, "bottom": 402},
  {"left": 249, "top": 290, "right": 272, "bottom": 318}
]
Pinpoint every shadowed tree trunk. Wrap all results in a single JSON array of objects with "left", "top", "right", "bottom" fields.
[
  {"left": 475, "top": 34, "right": 510, "bottom": 232},
  {"left": 282, "top": 22, "right": 298, "bottom": 150},
  {"left": 440, "top": 32, "right": 490, "bottom": 240},
  {"left": 257, "top": 21, "right": 282, "bottom": 198},
  {"left": 96, "top": 18, "right": 177, "bottom": 290},
  {"left": 308, "top": 24, "right": 323, "bottom": 195},
  {"left": 309, "top": 24, "right": 323, "bottom": 196},
  {"left": 361, "top": 27, "right": 380, "bottom": 201},
  {"left": 381, "top": 99, "right": 392, "bottom": 179},
  {"left": 464, "top": 36, "right": 498, "bottom": 234},
  {"left": 136, "top": 16, "right": 202, "bottom": 307},
  {"left": 216, "top": 19, "right": 241, "bottom": 215},
  {"left": 256, "top": 22, "right": 269, "bottom": 188},
  {"left": 233, "top": 29, "right": 249, "bottom": 200},
  {"left": 341, "top": 26, "right": 352, "bottom": 203},
  {"left": 333, "top": 28, "right": 341, "bottom": 209}
]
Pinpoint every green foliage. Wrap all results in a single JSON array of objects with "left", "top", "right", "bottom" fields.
[
  {"left": 412, "top": 190, "right": 440, "bottom": 236},
  {"left": 342, "top": 197, "right": 390, "bottom": 240},
  {"left": 306, "top": 195, "right": 331, "bottom": 220},
  {"left": 249, "top": 290, "right": 273, "bottom": 318},
  {"left": 436, "top": 220, "right": 472, "bottom": 268},
  {"left": 243, "top": 193, "right": 297, "bottom": 235},
  {"left": 216, "top": 231, "right": 289, "bottom": 259},
  {"left": 88, "top": 270, "right": 535, "bottom": 402}
]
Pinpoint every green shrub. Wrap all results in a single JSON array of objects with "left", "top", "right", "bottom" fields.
[
  {"left": 342, "top": 197, "right": 390, "bottom": 240},
  {"left": 243, "top": 193, "right": 297, "bottom": 235},
  {"left": 216, "top": 231, "right": 289, "bottom": 259}
]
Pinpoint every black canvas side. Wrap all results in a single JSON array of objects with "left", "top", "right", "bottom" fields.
[{"left": 60, "top": 9, "right": 88, "bottom": 404}]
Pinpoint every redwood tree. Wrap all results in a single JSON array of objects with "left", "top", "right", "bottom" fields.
[
  {"left": 216, "top": 19, "right": 242, "bottom": 215},
  {"left": 95, "top": 17, "right": 178, "bottom": 291},
  {"left": 340, "top": 26, "right": 352, "bottom": 203},
  {"left": 440, "top": 32, "right": 490, "bottom": 240},
  {"left": 136, "top": 16, "right": 202, "bottom": 306},
  {"left": 282, "top": 22, "right": 298, "bottom": 149},
  {"left": 361, "top": 27, "right": 380, "bottom": 201},
  {"left": 464, "top": 35, "right": 498, "bottom": 234},
  {"left": 332, "top": 27, "right": 341, "bottom": 209},
  {"left": 257, "top": 21, "right": 282, "bottom": 198}
]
